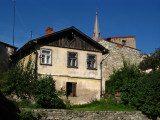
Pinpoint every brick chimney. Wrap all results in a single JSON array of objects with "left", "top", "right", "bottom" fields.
[{"left": 46, "top": 27, "right": 53, "bottom": 35}]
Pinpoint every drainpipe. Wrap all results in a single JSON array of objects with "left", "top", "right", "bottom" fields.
[{"left": 100, "top": 52, "right": 110, "bottom": 98}]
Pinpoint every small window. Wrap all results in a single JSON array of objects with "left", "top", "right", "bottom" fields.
[
  {"left": 87, "top": 54, "right": 97, "bottom": 69},
  {"left": 40, "top": 49, "right": 52, "bottom": 65},
  {"left": 66, "top": 82, "right": 77, "bottom": 97},
  {"left": 122, "top": 40, "right": 126, "bottom": 45},
  {"left": 67, "top": 52, "right": 78, "bottom": 68}
]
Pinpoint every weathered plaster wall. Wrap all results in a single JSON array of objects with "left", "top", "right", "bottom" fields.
[
  {"left": 21, "top": 108, "right": 150, "bottom": 120},
  {"left": 37, "top": 46, "right": 102, "bottom": 79},
  {"left": 99, "top": 40, "right": 140, "bottom": 91},
  {"left": 35, "top": 45, "right": 102, "bottom": 104},
  {"left": 53, "top": 76, "right": 100, "bottom": 104}
]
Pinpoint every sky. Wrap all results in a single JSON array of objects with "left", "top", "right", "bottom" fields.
[{"left": 0, "top": 0, "right": 159, "bottom": 54}]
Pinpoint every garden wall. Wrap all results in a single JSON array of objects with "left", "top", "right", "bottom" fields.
[{"left": 20, "top": 108, "right": 151, "bottom": 120}]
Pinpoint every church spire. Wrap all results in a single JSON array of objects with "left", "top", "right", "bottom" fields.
[{"left": 93, "top": 10, "right": 101, "bottom": 41}]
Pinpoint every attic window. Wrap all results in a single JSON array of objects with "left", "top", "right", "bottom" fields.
[
  {"left": 67, "top": 32, "right": 75, "bottom": 42},
  {"left": 40, "top": 49, "right": 52, "bottom": 65},
  {"left": 87, "top": 54, "right": 97, "bottom": 70},
  {"left": 122, "top": 40, "right": 126, "bottom": 45}
]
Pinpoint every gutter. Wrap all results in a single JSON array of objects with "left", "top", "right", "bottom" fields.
[{"left": 100, "top": 52, "right": 110, "bottom": 98}]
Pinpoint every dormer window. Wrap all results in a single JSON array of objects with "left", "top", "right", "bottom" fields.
[
  {"left": 122, "top": 40, "right": 126, "bottom": 45},
  {"left": 40, "top": 49, "right": 52, "bottom": 65}
]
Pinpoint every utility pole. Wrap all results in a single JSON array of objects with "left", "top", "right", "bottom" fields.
[
  {"left": 13, "top": 0, "right": 15, "bottom": 47},
  {"left": 30, "top": 31, "right": 32, "bottom": 40}
]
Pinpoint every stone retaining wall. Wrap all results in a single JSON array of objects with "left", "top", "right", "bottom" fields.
[{"left": 20, "top": 108, "right": 151, "bottom": 120}]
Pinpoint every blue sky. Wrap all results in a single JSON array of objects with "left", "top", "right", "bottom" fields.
[{"left": 0, "top": 0, "right": 159, "bottom": 54}]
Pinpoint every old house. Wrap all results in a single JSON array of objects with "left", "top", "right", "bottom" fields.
[
  {"left": 12, "top": 12, "right": 140, "bottom": 104},
  {"left": 13, "top": 26, "right": 109, "bottom": 104},
  {"left": 0, "top": 41, "right": 17, "bottom": 72}
]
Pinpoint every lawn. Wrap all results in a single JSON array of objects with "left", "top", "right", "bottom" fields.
[
  {"left": 70, "top": 99, "right": 136, "bottom": 111},
  {"left": 12, "top": 98, "right": 137, "bottom": 111}
]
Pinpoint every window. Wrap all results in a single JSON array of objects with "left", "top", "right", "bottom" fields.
[
  {"left": 87, "top": 54, "right": 97, "bottom": 69},
  {"left": 67, "top": 52, "right": 78, "bottom": 68},
  {"left": 122, "top": 40, "right": 126, "bottom": 45},
  {"left": 66, "top": 82, "right": 77, "bottom": 97},
  {"left": 40, "top": 49, "right": 52, "bottom": 65}
]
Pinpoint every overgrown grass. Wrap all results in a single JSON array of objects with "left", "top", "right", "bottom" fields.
[
  {"left": 10, "top": 98, "right": 136, "bottom": 111},
  {"left": 70, "top": 99, "right": 136, "bottom": 111}
]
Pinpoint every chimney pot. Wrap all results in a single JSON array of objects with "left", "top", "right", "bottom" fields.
[{"left": 46, "top": 27, "right": 53, "bottom": 35}]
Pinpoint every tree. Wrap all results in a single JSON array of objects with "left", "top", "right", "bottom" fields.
[
  {"left": 106, "top": 60, "right": 144, "bottom": 106},
  {"left": 139, "top": 48, "right": 160, "bottom": 71},
  {"left": 133, "top": 70, "right": 160, "bottom": 119}
]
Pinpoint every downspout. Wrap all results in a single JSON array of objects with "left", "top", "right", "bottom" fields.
[{"left": 100, "top": 52, "right": 110, "bottom": 98}]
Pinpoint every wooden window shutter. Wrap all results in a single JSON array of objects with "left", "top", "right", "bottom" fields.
[{"left": 72, "top": 83, "right": 76, "bottom": 97}]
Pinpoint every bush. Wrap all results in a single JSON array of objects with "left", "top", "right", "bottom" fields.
[
  {"left": 133, "top": 70, "right": 160, "bottom": 118},
  {"left": 106, "top": 60, "right": 144, "bottom": 106},
  {"left": 0, "top": 70, "right": 8, "bottom": 92},
  {"left": 34, "top": 76, "right": 65, "bottom": 109},
  {"left": 2, "top": 57, "right": 65, "bottom": 109},
  {"left": 4, "top": 57, "right": 37, "bottom": 97},
  {"left": 18, "top": 111, "right": 37, "bottom": 120}
]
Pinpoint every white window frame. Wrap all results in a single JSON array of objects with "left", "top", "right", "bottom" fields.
[{"left": 40, "top": 49, "right": 52, "bottom": 65}]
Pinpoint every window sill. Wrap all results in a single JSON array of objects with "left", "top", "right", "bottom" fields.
[
  {"left": 40, "top": 63, "right": 52, "bottom": 66},
  {"left": 87, "top": 68, "right": 97, "bottom": 70},
  {"left": 67, "top": 66, "right": 78, "bottom": 69}
]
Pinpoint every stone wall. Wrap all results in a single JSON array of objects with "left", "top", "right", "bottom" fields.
[
  {"left": 99, "top": 40, "right": 140, "bottom": 91},
  {"left": 20, "top": 108, "right": 150, "bottom": 120}
]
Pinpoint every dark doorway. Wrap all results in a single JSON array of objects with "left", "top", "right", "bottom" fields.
[{"left": 66, "top": 82, "right": 77, "bottom": 97}]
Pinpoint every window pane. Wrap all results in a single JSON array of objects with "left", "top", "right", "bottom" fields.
[
  {"left": 46, "top": 56, "right": 50, "bottom": 64},
  {"left": 42, "top": 50, "right": 50, "bottom": 54},
  {"left": 68, "top": 52, "right": 77, "bottom": 67},
  {"left": 87, "top": 54, "right": 96, "bottom": 69},
  {"left": 69, "top": 53, "right": 76, "bottom": 58},
  {"left": 42, "top": 55, "right": 45, "bottom": 64}
]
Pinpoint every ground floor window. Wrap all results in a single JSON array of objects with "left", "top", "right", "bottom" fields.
[{"left": 66, "top": 82, "right": 77, "bottom": 97}]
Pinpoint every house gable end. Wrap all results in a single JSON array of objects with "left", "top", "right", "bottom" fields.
[{"left": 38, "top": 28, "right": 102, "bottom": 52}]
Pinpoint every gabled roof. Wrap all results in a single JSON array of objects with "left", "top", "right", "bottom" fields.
[
  {"left": 0, "top": 41, "right": 17, "bottom": 50},
  {"left": 14, "top": 26, "right": 109, "bottom": 57},
  {"left": 109, "top": 36, "right": 135, "bottom": 38}
]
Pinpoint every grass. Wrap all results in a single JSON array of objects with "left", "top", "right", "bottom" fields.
[
  {"left": 10, "top": 98, "right": 136, "bottom": 111},
  {"left": 70, "top": 99, "right": 137, "bottom": 111}
]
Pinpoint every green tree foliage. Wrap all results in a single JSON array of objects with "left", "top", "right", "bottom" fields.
[
  {"left": 106, "top": 60, "right": 144, "bottom": 106},
  {"left": 18, "top": 111, "right": 37, "bottom": 120},
  {"left": 139, "top": 48, "right": 160, "bottom": 71},
  {"left": 133, "top": 70, "right": 160, "bottom": 118},
  {"left": 34, "top": 76, "right": 65, "bottom": 109},
  {"left": 4, "top": 58, "right": 37, "bottom": 98},
  {"left": 0, "top": 70, "right": 8, "bottom": 92},
  {"left": 1, "top": 57, "right": 65, "bottom": 109}
]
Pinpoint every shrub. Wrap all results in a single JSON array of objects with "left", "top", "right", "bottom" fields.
[
  {"left": 34, "top": 76, "right": 65, "bottom": 109},
  {"left": 133, "top": 70, "right": 160, "bottom": 118},
  {"left": 2, "top": 57, "right": 65, "bottom": 109},
  {"left": 139, "top": 48, "right": 160, "bottom": 71},
  {"left": 0, "top": 70, "right": 8, "bottom": 92},
  {"left": 18, "top": 111, "right": 37, "bottom": 120},
  {"left": 4, "top": 57, "right": 37, "bottom": 97},
  {"left": 106, "top": 60, "right": 144, "bottom": 106}
]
